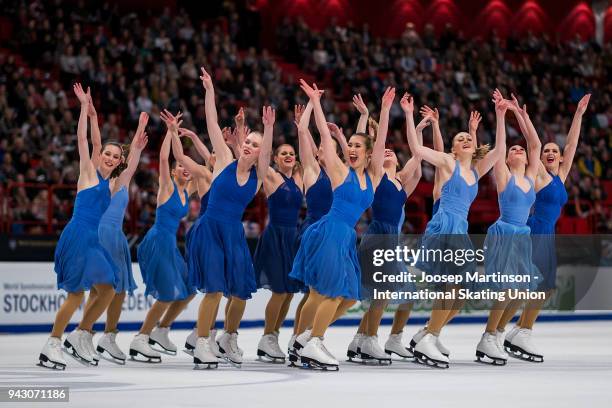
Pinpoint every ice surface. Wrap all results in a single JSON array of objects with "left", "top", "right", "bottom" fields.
[{"left": 1, "top": 322, "right": 610, "bottom": 407}]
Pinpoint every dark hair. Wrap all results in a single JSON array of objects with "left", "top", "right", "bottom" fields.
[
  {"left": 101, "top": 141, "right": 129, "bottom": 178},
  {"left": 352, "top": 132, "right": 373, "bottom": 151},
  {"left": 274, "top": 143, "right": 295, "bottom": 157}
]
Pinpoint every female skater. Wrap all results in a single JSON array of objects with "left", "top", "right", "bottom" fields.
[
  {"left": 92, "top": 111, "right": 149, "bottom": 364},
  {"left": 403, "top": 90, "right": 508, "bottom": 368},
  {"left": 474, "top": 93, "right": 541, "bottom": 365},
  {"left": 289, "top": 81, "right": 393, "bottom": 370},
  {"left": 409, "top": 107, "right": 482, "bottom": 358},
  {"left": 346, "top": 118, "right": 427, "bottom": 364},
  {"left": 254, "top": 141, "right": 303, "bottom": 363},
  {"left": 497, "top": 94, "right": 591, "bottom": 362},
  {"left": 38, "top": 84, "right": 125, "bottom": 369},
  {"left": 128, "top": 110, "right": 195, "bottom": 363},
  {"left": 189, "top": 67, "right": 274, "bottom": 369}
]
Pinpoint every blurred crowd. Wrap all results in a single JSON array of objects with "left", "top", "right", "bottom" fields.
[{"left": 0, "top": 1, "right": 610, "bottom": 235}]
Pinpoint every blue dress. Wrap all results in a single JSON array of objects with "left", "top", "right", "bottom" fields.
[
  {"left": 482, "top": 175, "right": 541, "bottom": 291},
  {"left": 99, "top": 186, "right": 136, "bottom": 294},
  {"left": 298, "top": 168, "right": 333, "bottom": 238},
  {"left": 290, "top": 168, "right": 374, "bottom": 300},
  {"left": 137, "top": 182, "right": 191, "bottom": 302},
  {"left": 359, "top": 174, "right": 415, "bottom": 302},
  {"left": 54, "top": 171, "right": 117, "bottom": 292},
  {"left": 527, "top": 173, "right": 568, "bottom": 290},
  {"left": 255, "top": 173, "right": 304, "bottom": 293},
  {"left": 188, "top": 161, "right": 258, "bottom": 300},
  {"left": 416, "top": 161, "right": 478, "bottom": 278}
]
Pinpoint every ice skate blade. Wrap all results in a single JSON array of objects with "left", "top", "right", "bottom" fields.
[
  {"left": 193, "top": 357, "right": 218, "bottom": 369},
  {"left": 256, "top": 349, "right": 286, "bottom": 364},
  {"left": 300, "top": 356, "right": 339, "bottom": 371},
  {"left": 96, "top": 347, "right": 126, "bottom": 365},
  {"left": 359, "top": 352, "right": 392, "bottom": 365},
  {"left": 129, "top": 349, "right": 161, "bottom": 363},
  {"left": 221, "top": 357, "right": 242, "bottom": 368},
  {"left": 475, "top": 351, "right": 507, "bottom": 366},
  {"left": 385, "top": 349, "right": 415, "bottom": 360},
  {"left": 37, "top": 354, "right": 66, "bottom": 370},
  {"left": 148, "top": 339, "right": 177, "bottom": 355},
  {"left": 506, "top": 344, "right": 544, "bottom": 363},
  {"left": 413, "top": 351, "right": 449, "bottom": 369},
  {"left": 183, "top": 349, "right": 194, "bottom": 357}
]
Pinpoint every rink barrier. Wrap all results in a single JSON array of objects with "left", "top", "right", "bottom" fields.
[{"left": 2, "top": 313, "right": 612, "bottom": 334}]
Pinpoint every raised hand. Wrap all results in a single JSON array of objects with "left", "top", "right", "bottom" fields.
[
  {"left": 420, "top": 105, "right": 439, "bottom": 123},
  {"left": 294, "top": 104, "right": 306, "bottom": 127},
  {"left": 160, "top": 109, "right": 183, "bottom": 132},
  {"left": 492, "top": 88, "right": 504, "bottom": 104},
  {"left": 178, "top": 127, "right": 198, "bottom": 139},
  {"left": 262, "top": 106, "right": 276, "bottom": 127},
  {"left": 469, "top": 110, "right": 482, "bottom": 134},
  {"left": 138, "top": 111, "right": 149, "bottom": 129},
  {"left": 381, "top": 87, "right": 396, "bottom": 110},
  {"left": 133, "top": 131, "right": 148, "bottom": 151},
  {"left": 576, "top": 93, "right": 591, "bottom": 115},
  {"left": 86, "top": 89, "right": 97, "bottom": 118},
  {"left": 235, "top": 107, "right": 245, "bottom": 128},
  {"left": 494, "top": 97, "right": 509, "bottom": 115},
  {"left": 222, "top": 126, "right": 234, "bottom": 144},
  {"left": 73, "top": 83, "right": 89, "bottom": 106},
  {"left": 200, "top": 67, "right": 213, "bottom": 91},
  {"left": 299, "top": 79, "right": 322, "bottom": 101},
  {"left": 416, "top": 117, "right": 431, "bottom": 133},
  {"left": 352, "top": 94, "right": 368, "bottom": 114},
  {"left": 400, "top": 93, "right": 414, "bottom": 114},
  {"left": 327, "top": 122, "right": 343, "bottom": 138}
]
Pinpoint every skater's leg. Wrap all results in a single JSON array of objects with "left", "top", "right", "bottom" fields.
[
  {"left": 391, "top": 303, "right": 412, "bottom": 335},
  {"left": 211, "top": 301, "right": 220, "bottom": 330},
  {"left": 485, "top": 300, "right": 508, "bottom": 333},
  {"left": 443, "top": 298, "right": 465, "bottom": 325},
  {"left": 365, "top": 300, "right": 387, "bottom": 337},
  {"left": 296, "top": 288, "right": 325, "bottom": 334},
  {"left": 105, "top": 291, "right": 126, "bottom": 333},
  {"left": 83, "top": 286, "right": 98, "bottom": 317},
  {"left": 311, "top": 297, "right": 342, "bottom": 338},
  {"left": 198, "top": 292, "right": 222, "bottom": 337},
  {"left": 225, "top": 296, "right": 246, "bottom": 333},
  {"left": 331, "top": 298, "right": 356, "bottom": 324},
  {"left": 51, "top": 292, "right": 85, "bottom": 338},
  {"left": 520, "top": 291, "right": 551, "bottom": 329},
  {"left": 140, "top": 300, "right": 170, "bottom": 335},
  {"left": 497, "top": 299, "right": 524, "bottom": 331},
  {"left": 79, "top": 284, "right": 115, "bottom": 332},
  {"left": 223, "top": 298, "right": 231, "bottom": 331},
  {"left": 159, "top": 294, "right": 195, "bottom": 328},
  {"left": 264, "top": 292, "right": 287, "bottom": 335},
  {"left": 274, "top": 293, "right": 294, "bottom": 332},
  {"left": 293, "top": 293, "right": 309, "bottom": 335},
  {"left": 356, "top": 311, "right": 368, "bottom": 334}
]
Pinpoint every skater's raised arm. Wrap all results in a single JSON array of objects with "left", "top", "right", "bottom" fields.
[
  {"left": 73, "top": 83, "right": 97, "bottom": 189},
  {"left": 420, "top": 105, "right": 443, "bottom": 152},
  {"left": 508, "top": 94, "right": 541, "bottom": 181},
  {"left": 559, "top": 94, "right": 590, "bottom": 182},
  {"left": 86, "top": 90, "right": 102, "bottom": 168},
  {"left": 257, "top": 106, "right": 275, "bottom": 182},
  {"left": 401, "top": 93, "right": 453, "bottom": 170},
  {"left": 300, "top": 79, "right": 344, "bottom": 183},
  {"left": 353, "top": 93, "right": 369, "bottom": 133},
  {"left": 159, "top": 110, "right": 183, "bottom": 199},
  {"left": 398, "top": 118, "right": 427, "bottom": 194},
  {"left": 200, "top": 67, "right": 233, "bottom": 168},
  {"left": 297, "top": 102, "right": 319, "bottom": 180},
  {"left": 116, "top": 112, "right": 149, "bottom": 191},
  {"left": 475, "top": 89, "right": 508, "bottom": 179},
  {"left": 327, "top": 122, "right": 349, "bottom": 161},
  {"left": 369, "top": 87, "right": 395, "bottom": 184},
  {"left": 468, "top": 110, "right": 482, "bottom": 144},
  {"left": 178, "top": 128, "right": 211, "bottom": 165}
]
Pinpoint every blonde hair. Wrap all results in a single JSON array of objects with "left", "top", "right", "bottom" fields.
[{"left": 473, "top": 144, "right": 490, "bottom": 162}]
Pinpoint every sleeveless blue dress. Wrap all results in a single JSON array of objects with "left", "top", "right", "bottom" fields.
[
  {"left": 137, "top": 182, "right": 191, "bottom": 302},
  {"left": 188, "top": 161, "right": 258, "bottom": 300},
  {"left": 298, "top": 168, "right": 333, "bottom": 238},
  {"left": 416, "top": 161, "right": 478, "bottom": 278},
  {"left": 255, "top": 173, "right": 304, "bottom": 293},
  {"left": 359, "top": 173, "right": 415, "bottom": 302},
  {"left": 54, "top": 171, "right": 118, "bottom": 292},
  {"left": 527, "top": 173, "right": 568, "bottom": 290},
  {"left": 290, "top": 168, "right": 374, "bottom": 300},
  {"left": 481, "top": 175, "right": 542, "bottom": 291},
  {"left": 99, "top": 186, "right": 136, "bottom": 294}
]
